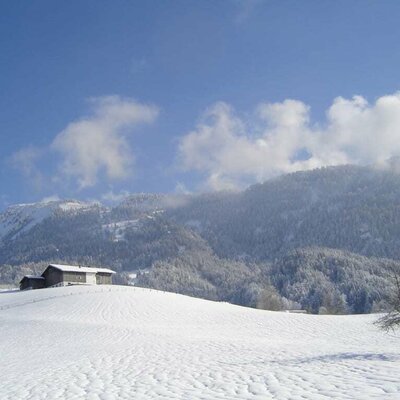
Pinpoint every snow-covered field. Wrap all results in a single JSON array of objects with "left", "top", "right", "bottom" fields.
[{"left": 1, "top": 286, "right": 399, "bottom": 400}]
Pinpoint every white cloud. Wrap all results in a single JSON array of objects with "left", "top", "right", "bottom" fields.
[
  {"left": 9, "top": 146, "right": 45, "bottom": 190},
  {"left": 52, "top": 96, "right": 158, "bottom": 188},
  {"left": 178, "top": 92, "right": 400, "bottom": 190},
  {"left": 175, "top": 182, "right": 191, "bottom": 195}
]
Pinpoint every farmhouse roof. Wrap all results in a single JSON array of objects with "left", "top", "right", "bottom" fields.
[
  {"left": 47, "top": 264, "right": 116, "bottom": 274},
  {"left": 19, "top": 275, "right": 45, "bottom": 282}
]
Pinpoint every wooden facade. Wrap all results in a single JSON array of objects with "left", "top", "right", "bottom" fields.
[
  {"left": 19, "top": 276, "right": 46, "bottom": 291},
  {"left": 61, "top": 270, "right": 87, "bottom": 285},
  {"left": 96, "top": 272, "right": 113, "bottom": 285},
  {"left": 41, "top": 266, "right": 63, "bottom": 287},
  {"left": 20, "top": 264, "right": 115, "bottom": 290}
]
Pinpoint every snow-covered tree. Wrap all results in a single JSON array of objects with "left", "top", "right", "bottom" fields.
[{"left": 377, "top": 273, "right": 400, "bottom": 331}]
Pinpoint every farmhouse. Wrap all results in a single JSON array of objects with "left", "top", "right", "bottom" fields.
[
  {"left": 19, "top": 275, "right": 46, "bottom": 291},
  {"left": 19, "top": 264, "right": 115, "bottom": 290}
]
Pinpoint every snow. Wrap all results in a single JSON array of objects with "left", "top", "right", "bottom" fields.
[
  {"left": 0, "top": 285, "right": 399, "bottom": 400},
  {"left": 58, "top": 201, "right": 93, "bottom": 212},
  {"left": 0, "top": 202, "right": 55, "bottom": 240},
  {"left": 48, "top": 264, "right": 116, "bottom": 274},
  {"left": 0, "top": 200, "right": 99, "bottom": 241},
  {"left": 126, "top": 269, "right": 150, "bottom": 285},
  {"left": 102, "top": 219, "right": 140, "bottom": 242}
]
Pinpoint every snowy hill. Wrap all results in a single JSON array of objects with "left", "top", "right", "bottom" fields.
[
  {"left": 0, "top": 200, "right": 99, "bottom": 241},
  {"left": 2, "top": 164, "right": 400, "bottom": 313},
  {"left": 0, "top": 286, "right": 399, "bottom": 399}
]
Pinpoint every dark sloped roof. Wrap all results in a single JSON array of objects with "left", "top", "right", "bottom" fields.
[{"left": 20, "top": 275, "right": 45, "bottom": 283}]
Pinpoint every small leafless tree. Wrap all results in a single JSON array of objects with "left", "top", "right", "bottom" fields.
[{"left": 376, "top": 273, "right": 400, "bottom": 331}]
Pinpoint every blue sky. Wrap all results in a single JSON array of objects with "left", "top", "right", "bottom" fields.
[{"left": 2, "top": 0, "right": 400, "bottom": 208}]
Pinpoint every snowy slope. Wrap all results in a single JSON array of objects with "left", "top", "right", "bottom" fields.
[
  {"left": 0, "top": 200, "right": 98, "bottom": 241},
  {"left": 0, "top": 286, "right": 399, "bottom": 400},
  {"left": 0, "top": 202, "right": 56, "bottom": 240}
]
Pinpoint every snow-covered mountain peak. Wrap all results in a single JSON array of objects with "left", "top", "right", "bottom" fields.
[
  {"left": 56, "top": 199, "right": 102, "bottom": 213},
  {"left": 0, "top": 199, "right": 101, "bottom": 241}
]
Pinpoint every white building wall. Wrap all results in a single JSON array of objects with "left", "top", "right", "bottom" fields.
[{"left": 86, "top": 272, "right": 97, "bottom": 285}]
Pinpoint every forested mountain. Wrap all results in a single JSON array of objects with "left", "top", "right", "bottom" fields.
[
  {"left": 169, "top": 165, "right": 400, "bottom": 261},
  {"left": 1, "top": 164, "right": 400, "bottom": 314}
]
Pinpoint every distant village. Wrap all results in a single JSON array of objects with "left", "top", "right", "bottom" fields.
[{"left": 19, "top": 264, "right": 115, "bottom": 291}]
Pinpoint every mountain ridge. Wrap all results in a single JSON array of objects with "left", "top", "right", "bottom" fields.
[{"left": 2, "top": 164, "right": 400, "bottom": 313}]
